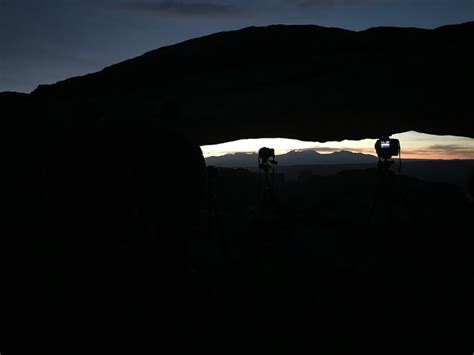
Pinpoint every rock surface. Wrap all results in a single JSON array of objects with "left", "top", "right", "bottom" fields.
[{"left": 21, "top": 21, "right": 474, "bottom": 144}]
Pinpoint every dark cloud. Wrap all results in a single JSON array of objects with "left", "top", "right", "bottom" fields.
[
  {"left": 126, "top": 1, "right": 243, "bottom": 17},
  {"left": 426, "top": 144, "right": 473, "bottom": 152},
  {"left": 287, "top": 0, "right": 369, "bottom": 8}
]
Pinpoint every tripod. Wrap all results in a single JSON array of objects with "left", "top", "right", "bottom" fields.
[
  {"left": 258, "top": 160, "right": 278, "bottom": 216},
  {"left": 368, "top": 158, "right": 407, "bottom": 225},
  {"left": 206, "top": 166, "right": 220, "bottom": 237}
]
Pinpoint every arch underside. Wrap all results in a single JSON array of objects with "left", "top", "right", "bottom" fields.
[{"left": 23, "top": 22, "right": 473, "bottom": 144}]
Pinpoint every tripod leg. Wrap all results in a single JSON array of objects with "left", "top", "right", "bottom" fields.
[{"left": 368, "top": 187, "right": 379, "bottom": 225}]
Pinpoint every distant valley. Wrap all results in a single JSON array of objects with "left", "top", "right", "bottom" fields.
[
  {"left": 205, "top": 150, "right": 473, "bottom": 188},
  {"left": 205, "top": 150, "right": 378, "bottom": 168}
]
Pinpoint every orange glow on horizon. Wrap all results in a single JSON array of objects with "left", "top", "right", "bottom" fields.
[
  {"left": 397, "top": 152, "right": 474, "bottom": 160},
  {"left": 201, "top": 132, "right": 474, "bottom": 160}
]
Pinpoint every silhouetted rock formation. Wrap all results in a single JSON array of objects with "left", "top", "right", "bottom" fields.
[
  {"left": 1, "top": 117, "right": 205, "bottom": 354},
  {"left": 21, "top": 21, "right": 474, "bottom": 144}
]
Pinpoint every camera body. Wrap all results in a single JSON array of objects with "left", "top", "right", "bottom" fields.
[
  {"left": 258, "top": 147, "right": 277, "bottom": 173},
  {"left": 258, "top": 147, "right": 275, "bottom": 161},
  {"left": 375, "top": 137, "right": 400, "bottom": 160},
  {"left": 259, "top": 147, "right": 277, "bottom": 168}
]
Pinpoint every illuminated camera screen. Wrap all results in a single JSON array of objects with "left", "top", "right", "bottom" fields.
[{"left": 381, "top": 141, "right": 390, "bottom": 149}]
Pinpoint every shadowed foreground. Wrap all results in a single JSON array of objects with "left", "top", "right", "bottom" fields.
[{"left": 2, "top": 157, "right": 472, "bottom": 354}]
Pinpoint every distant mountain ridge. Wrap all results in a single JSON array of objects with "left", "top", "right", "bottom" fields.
[{"left": 205, "top": 150, "right": 378, "bottom": 167}]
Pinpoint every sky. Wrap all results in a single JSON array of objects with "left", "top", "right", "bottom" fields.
[
  {"left": 1, "top": 0, "right": 473, "bottom": 159},
  {"left": 1, "top": 0, "right": 473, "bottom": 93},
  {"left": 201, "top": 131, "right": 474, "bottom": 160}
]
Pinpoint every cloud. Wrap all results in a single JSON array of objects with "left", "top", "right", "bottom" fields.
[
  {"left": 125, "top": 1, "right": 243, "bottom": 18},
  {"left": 287, "top": 0, "right": 369, "bottom": 8},
  {"left": 425, "top": 144, "right": 474, "bottom": 153},
  {"left": 407, "top": 144, "right": 474, "bottom": 158}
]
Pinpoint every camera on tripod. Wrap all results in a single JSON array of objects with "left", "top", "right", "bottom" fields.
[
  {"left": 374, "top": 135, "right": 401, "bottom": 171},
  {"left": 375, "top": 136, "right": 400, "bottom": 160},
  {"left": 258, "top": 147, "right": 277, "bottom": 173}
]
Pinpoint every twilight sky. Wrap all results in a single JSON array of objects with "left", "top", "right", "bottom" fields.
[
  {"left": 1, "top": 0, "right": 473, "bottom": 93},
  {"left": 201, "top": 131, "right": 474, "bottom": 159}
]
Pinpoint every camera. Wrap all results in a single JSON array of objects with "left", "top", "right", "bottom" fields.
[
  {"left": 375, "top": 136, "right": 400, "bottom": 160},
  {"left": 258, "top": 147, "right": 277, "bottom": 172}
]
